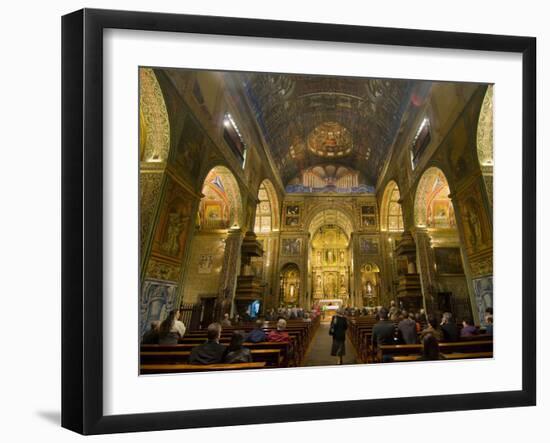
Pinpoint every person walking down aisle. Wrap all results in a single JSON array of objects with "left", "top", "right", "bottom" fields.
[{"left": 329, "top": 307, "right": 348, "bottom": 365}]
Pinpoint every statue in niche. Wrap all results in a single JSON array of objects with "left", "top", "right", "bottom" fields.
[
  {"left": 316, "top": 274, "right": 322, "bottom": 290},
  {"left": 327, "top": 249, "right": 334, "bottom": 264},
  {"left": 162, "top": 210, "right": 186, "bottom": 256},
  {"left": 340, "top": 250, "right": 345, "bottom": 263},
  {"left": 317, "top": 251, "right": 322, "bottom": 265},
  {"left": 340, "top": 274, "right": 345, "bottom": 290},
  {"left": 366, "top": 281, "right": 372, "bottom": 294}
]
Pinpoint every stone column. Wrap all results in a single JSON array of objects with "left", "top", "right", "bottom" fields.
[
  {"left": 215, "top": 227, "right": 243, "bottom": 319},
  {"left": 413, "top": 228, "right": 437, "bottom": 316}
]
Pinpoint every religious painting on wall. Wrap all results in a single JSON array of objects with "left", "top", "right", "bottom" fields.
[
  {"left": 457, "top": 183, "right": 492, "bottom": 255},
  {"left": 360, "top": 204, "right": 377, "bottom": 228},
  {"left": 359, "top": 237, "right": 379, "bottom": 255},
  {"left": 281, "top": 238, "right": 302, "bottom": 256},
  {"left": 434, "top": 247, "right": 464, "bottom": 274},
  {"left": 284, "top": 203, "right": 301, "bottom": 227},
  {"left": 151, "top": 176, "right": 194, "bottom": 262},
  {"left": 203, "top": 202, "right": 223, "bottom": 225},
  {"left": 174, "top": 112, "right": 205, "bottom": 177}
]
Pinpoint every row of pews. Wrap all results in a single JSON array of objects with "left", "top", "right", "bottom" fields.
[
  {"left": 140, "top": 316, "right": 320, "bottom": 374},
  {"left": 347, "top": 316, "right": 493, "bottom": 363}
]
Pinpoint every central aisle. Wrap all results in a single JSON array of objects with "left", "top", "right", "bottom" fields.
[{"left": 302, "top": 321, "right": 359, "bottom": 366}]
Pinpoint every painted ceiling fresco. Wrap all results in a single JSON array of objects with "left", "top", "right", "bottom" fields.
[{"left": 241, "top": 73, "right": 416, "bottom": 185}]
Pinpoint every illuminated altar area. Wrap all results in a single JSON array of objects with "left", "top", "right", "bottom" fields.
[{"left": 310, "top": 225, "right": 350, "bottom": 311}]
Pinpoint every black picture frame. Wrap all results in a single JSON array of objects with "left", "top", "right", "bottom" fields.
[{"left": 62, "top": 8, "right": 536, "bottom": 435}]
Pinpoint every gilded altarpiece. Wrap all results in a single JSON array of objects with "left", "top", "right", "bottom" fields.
[{"left": 311, "top": 226, "right": 351, "bottom": 302}]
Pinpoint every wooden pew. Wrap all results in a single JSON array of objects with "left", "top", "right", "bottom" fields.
[
  {"left": 389, "top": 351, "right": 493, "bottom": 362},
  {"left": 140, "top": 348, "right": 282, "bottom": 367},
  {"left": 377, "top": 340, "right": 493, "bottom": 362},
  {"left": 140, "top": 317, "right": 320, "bottom": 372},
  {"left": 140, "top": 362, "right": 266, "bottom": 374},
  {"left": 141, "top": 342, "right": 291, "bottom": 366}
]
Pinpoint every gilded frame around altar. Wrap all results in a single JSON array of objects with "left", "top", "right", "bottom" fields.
[{"left": 62, "top": 8, "right": 536, "bottom": 435}]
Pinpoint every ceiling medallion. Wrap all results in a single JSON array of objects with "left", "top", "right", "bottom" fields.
[{"left": 307, "top": 121, "right": 353, "bottom": 158}]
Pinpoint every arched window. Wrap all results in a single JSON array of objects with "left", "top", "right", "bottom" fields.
[
  {"left": 387, "top": 186, "right": 403, "bottom": 231},
  {"left": 254, "top": 182, "right": 272, "bottom": 233},
  {"left": 380, "top": 181, "right": 404, "bottom": 232}
]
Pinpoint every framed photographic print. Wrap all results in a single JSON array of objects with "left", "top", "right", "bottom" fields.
[{"left": 62, "top": 8, "right": 536, "bottom": 435}]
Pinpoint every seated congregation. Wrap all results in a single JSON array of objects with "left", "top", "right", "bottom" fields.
[{"left": 139, "top": 302, "right": 493, "bottom": 374}]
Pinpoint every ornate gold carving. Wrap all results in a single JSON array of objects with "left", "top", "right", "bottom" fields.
[
  {"left": 139, "top": 68, "right": 170, "bottom": 162},
  {"left": 467, "top": 249, "right": 493, "bottom": 278},
  {"left": 476, "top": 86, "right": 493, "bottom": 167},
  {"left": 146, "top": 257, "right": 180, "bottom": 282}
]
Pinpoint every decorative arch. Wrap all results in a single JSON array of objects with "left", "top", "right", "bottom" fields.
[
  {"left": 414, "top": 167, "right": 456, "bottom": 228},
  {"left": 306, "top": 206, "right": 356, "bottom": 237},
  {"left": 199, "top": 166, "right": 243, "bottom": 230},
  {"left": 139, "top": 68, "right": 170, "bottom": 162},
  {"left": 254, "top": 179, "right": 280, "bottom": 233},
  {"left": 380, "top": 180, "right": 404, "bottom": 232},
  {"left": 476, "top": 85, "right": 493, "bottom": 167}
]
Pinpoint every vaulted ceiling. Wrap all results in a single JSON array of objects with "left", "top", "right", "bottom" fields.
[{"left": 240, "top": 73, "right": 416, "bottom": 186}]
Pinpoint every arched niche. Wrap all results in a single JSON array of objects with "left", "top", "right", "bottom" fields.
[
  {"left": 254, "top": 179, "right": 280, "bottom": 233},
  {"left": 139, "top": 68, "right": 170, "bottom": 162},
  {"left": 380, "top": 180, "right": 404, "bottom": 232},
  {"left": 414, "top": 167, "right": 456, "bottom": 229},
  {"left": 359, "top": 262, "right": 381, "bottom": 306},
  {"left": 414, "top": 167, "right": 473, "bottom": 321},
  {"left": 280, "top": 263, "right": 300, "bottom": 306},
  {"left": 198, "top": 166, "right": 243, "bottom": 231}
]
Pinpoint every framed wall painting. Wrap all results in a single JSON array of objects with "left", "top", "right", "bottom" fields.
[{"left": 62, "top": 8, "right": 536, "bottom": 435}]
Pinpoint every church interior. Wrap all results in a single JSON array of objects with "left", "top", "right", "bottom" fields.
[{"left": 139, "top": 67, "right": 494, "bottom": 373}]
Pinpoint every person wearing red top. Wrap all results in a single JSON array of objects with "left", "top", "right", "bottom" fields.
[{"left": 267, "top": 318, "right": 290, "bottom": 343}]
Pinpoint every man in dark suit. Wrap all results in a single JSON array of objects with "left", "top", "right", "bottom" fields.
[
  {"left": 440, "top": 312, "right": 459, "bottom": 342},
  {"left": 397, "top": 312, "right": 418, "bottom": 344},
  {"left": 372, "top": 308, "right": 396, "bottom": 358},
  {"left": 189, "top": 322, "right": 227, "bottom": 364}
]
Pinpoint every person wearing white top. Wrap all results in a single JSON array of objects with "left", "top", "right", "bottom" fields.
[{"left": 159, "top": 309, "right": 186, "bottom": 344}]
